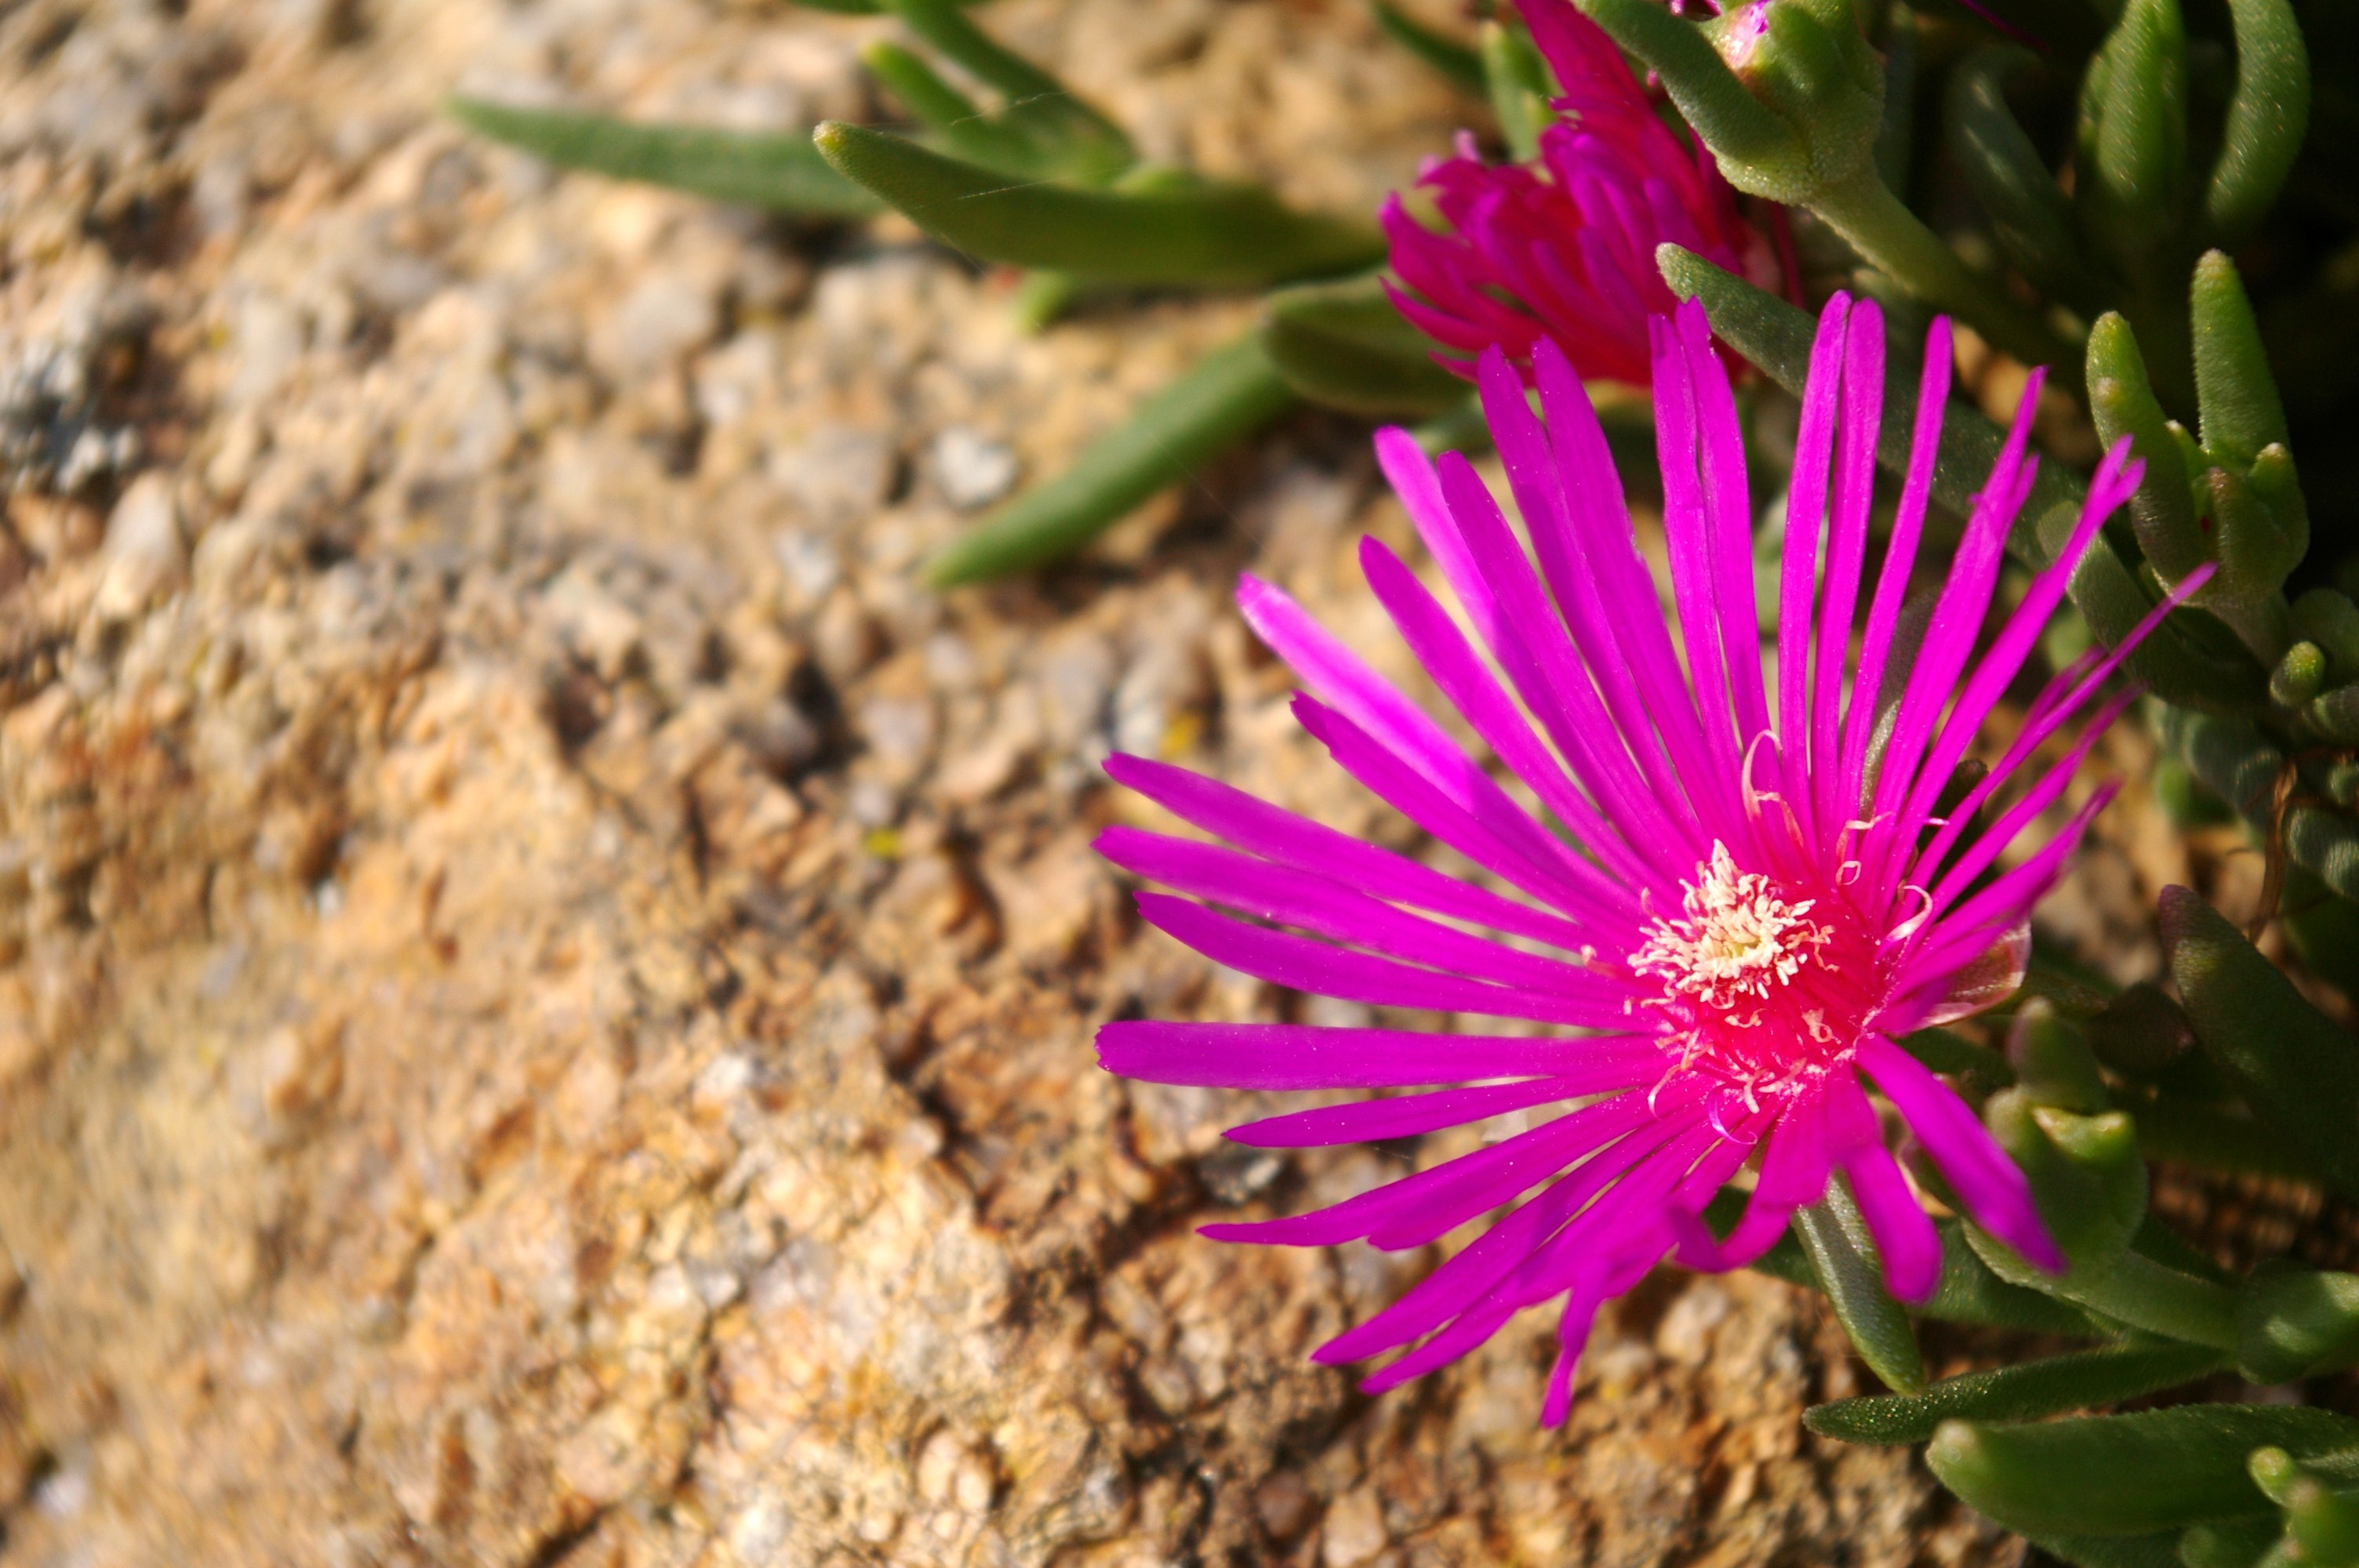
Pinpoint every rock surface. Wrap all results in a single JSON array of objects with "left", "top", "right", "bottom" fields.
[{"left": 0, "top": 0, "right": 2033, "bottom": 1563}]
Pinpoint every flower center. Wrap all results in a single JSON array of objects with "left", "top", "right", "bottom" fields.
[
  {"left": 1627, "top": 842, "right": 1885, "bottom": 1104},
  {"left": 1630, "top": 842, "right": 1826, "bottom": 1014}
]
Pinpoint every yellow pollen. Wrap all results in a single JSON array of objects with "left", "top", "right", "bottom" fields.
[{"left": 1630, "top": 842, "right": 1829, "bottom": 1013}]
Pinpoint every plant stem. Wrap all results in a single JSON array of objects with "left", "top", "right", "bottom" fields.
[{"left": 1810, "top": 165, "right": 2080, "bottom": 379}]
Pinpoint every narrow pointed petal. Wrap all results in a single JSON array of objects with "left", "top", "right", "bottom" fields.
[
  {"left": 1812, "top": 300, "right": 1883, "bottom": 840},
  {"left": 1227, "top": 1069, "right": 1652, "bottom": 1148},
  {"left": 1096, "top": 1020, "right": 1654, "bottom": 1091},
  {"left": 1100, "top": 826, "right": 1612, "bottom": 996},
  {"left": 1844, "top": 1145, "right": 1943, "bottom": 1303},
  {"left": 1135, "top": 892, "right": 1630, "bottom": 1026},
  {"left": 1856, "top": 1035, "right": 2063, "bottom": 1272},
  {"left": 1844, "top": 317, "right": 1954, "bottom": 811},
  {"left": 1294, "top": 695, "right": 1640, "bottom": 930},
  {"left": 1778, "top": 295, "right": 1852, "bottom": 818},
  {"left": 1103, "top": 753, "right": 1595, "bottom": 951}
]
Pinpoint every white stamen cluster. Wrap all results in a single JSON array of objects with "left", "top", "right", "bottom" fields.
[{"left": 1630, "top": 842, "right": 1829, "bottom": 1015}]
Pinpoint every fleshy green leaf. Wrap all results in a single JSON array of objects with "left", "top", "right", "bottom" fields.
[
  {"left": 1927, "top": 1405, "right": 2359, "bottom": 1537},
  {"left": 860, "top": 42, "right": 1040, "bottom": 177},
  {"left": 1662, "top": 244, "right": 2266, "bottom": 707},
  {"left": 2008, "top": 1000, "right": 2110, "bottom": 1114},
  {"left": 1373, "top": 0, "right": 1486, "bottom": 94},
  {"left": 2205, "top": 0, "right": 2311, "bottom": 245},
  {"left": 1946, "top": 46, "right": 2096, "bottom": 303},
  {"left": 2179, "top": 1517, "right": 2294, "bottom": 1568},
  {"left": 2194, "top": 251, "right": 2292, "bottom": 470},
  {"left": 1260, "top": 276, "right": 1468, "bottom": 417},
  {"left": 1575, "top": 0, "right": 1804, "bottom": 197},
  {"left": 2128, "top": 1091, "right": 2325, "bottom": 1185},
  {"left": 1702, "top": 1189, "right": 2095, "bottom": 1334},
  {"left": 1900, "top": 1027, "right": 2015, "bottom": 1093},
  {"left": 2154, "top": 706, "right": 2359, "bottom": 901},
  {"left": 1658, "top": 242, "right": 2078, "bottom": 566},
  {"left": 1794, "top": 1183, "right": 1926, "bottom": 1395},
  {"left": 925, "top": 334, "right": 1298, "bottom": 585},
  {"left": 1807, "top": 1341, "right": 2226, "bottom": 1446},
  {"left": 1481, "top": 20, "right": 1557, "bottom": 164},
  {"left": 2254, "top": 1446, "right": 2359, "bottom": 1565},
  {"left": 2237, "top": 1261, "right": 2359, "bottom": 1384},
  {"left": 2088, "top": 312, "right": 2203, "bottom": 582},
  {"left": 882, "top": 0, "right": 1135, "bottom": 183},
  {"left": 2284, "top": 862, "right": 2359, "bottom": 1000},
  {"left": 2036, "top": 1532, "right": 2208, "bottom": 1568},
  {"left": 813, "top": 123, "right": 1383, "bottom": 286},
  {"left": 448, "top": 96, "right": 878, "bottom": 217},
  {"left": 2063, "top": 534, "right": 2270, "bottom": 713},
  {"left": 1925, "top": 1218, "right": 2103, "bottom": 1334},
  {"left": 2077, "top": 0, "right": 2190, "bottom": 256},
  {"left": 2161, "top": 884, "right": 2359, "bottom": 1201}
]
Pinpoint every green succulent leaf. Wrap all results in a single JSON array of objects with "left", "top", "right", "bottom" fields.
[
  {"left": 2154, "top": 706, "right": 2359, "bottom": 901},
  {"left": 2206, "top": 0, "right": 2312, "bottom": 246},
  {"left": 2284, "top": 863, "right": 2359, "bottom": 1000},
  {"left": 2254, "top": 1446, "right": 2359, "bottom": 1566},
  {"left": 882, "top": 0, "right": 1136, "bottom": 183},
  {"left": 2008, "top": 1000, "right": 2110, "bottom": 1114},
  {"left": 1927, "top": 1405, "right": 2359, "bottom": 1537},
  {"left": 814, "top": 123, "right": 1384, "bottom": 286},
  {"left": 2194, "top": 251, "right": 2294, "bottom": 471},
  {"left": 860, "top": 42, "right": 1045, "bottom": 178},
  {"left": 2161, "top": 884, "right": 2359, "bottom": 1201},
  {"left": 1260, "top": 276, "right": 1468, "bottom": 417},
  {"left": 2088, "top": 312, "right": 2203, "bottom": 583},
  {"left": 2238, "top": 1261, "right": 2359, "bottom": 1384},
  {"left": 1807, "top": 1340, "right": 2227, "bottom": 1446},
  {"left": 1372, "top": 1, "right": 1486, "bottom": 94},
  {"left": 447, "top": 96, "right": 879, "bottom": 218},
  {"left": 2179, "top": 1517, "right": 2295, "bottom": 1568},
  {"left": 2037, "top": 1532, "right": 2211, "bottom": 1568},
  {"left": 1701, "top": 1192, "right": 2093, "bottom": 1334},
  {"left": 1657, "top": 244, "right": 2075, "bottom": 564},
  {"left": 2128, "top": 1091, "right": 2326, "bottom": 1185},
  {"left": 1924, "top": 1218, "right": 2105, "bottom": 1334},
  {"left": 2062, "top": 533, "right": 2270, "bottom": 713},
  {"left": 1899, "top": 1026, "right": 2015, "bottom": 1093},
  {"left": 1946, "top": 47, "right": 2097, "bottom": 303},
  {"left": 1794, "top": 1183, "right": 1926, "bottom": 1395},
  {"left": 1481, "top": 20, "right": 1558, "bottom": 164},
  {"left": 925, "top": 333, "right": 1298, "bottom": 585},
  {"left": 1575, "top": 0, "right": 1805, "bottom": 198},
  {"left": 2077, "top": 0, "right": 2190, "bottom": 256}
]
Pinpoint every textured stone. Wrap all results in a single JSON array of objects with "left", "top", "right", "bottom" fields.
[{"left": 0, "top": 1, "right": 2071, "bottom": 1564}]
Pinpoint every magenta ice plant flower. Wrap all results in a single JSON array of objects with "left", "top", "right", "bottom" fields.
[
  {"left": 1383, "top": 0, "right": 1782, "bottom": 386},
  {"left": 1094, "top": 293, "right": 2211, "bottom": 1425}
]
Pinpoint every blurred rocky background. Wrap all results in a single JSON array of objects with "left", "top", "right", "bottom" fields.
[{"left": 0, "top": 0, "right": 2084, "bottom": 1561}]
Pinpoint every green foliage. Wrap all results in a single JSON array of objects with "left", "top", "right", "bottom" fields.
[
  {"left": 2162, "top": 884, "right": 2359, "bottom": 1201},
  {"left": 1260, "top": 276, "right": 1468, "bottom": 418},
  {"left": 922, "top": 334, "right": 1299, "bottom": 586},
  {"left": 1372, "top": 2, "right": 1485, "bottom": 94},
  {"left": 1805, "top": 1341, "right": 2226, "bottom": 1446},
  {"left": 812, "top": 125, "right": 1383, "bottom": 287},
  {"left": 446, "top": 96, "right": 879, "bottom": 217},
  {"left": 1481, "top": 20, "right": 1558, "bottom": 164},
  {"left": 1793, "top": 1184, "right": 1927, "bottom": 1394},
  {"left": 873, "top": 0, "right": 1135, "bottom": 183},
  {"left": 1928, "top": 1405, "right": 2359, "bottom": 1537}
]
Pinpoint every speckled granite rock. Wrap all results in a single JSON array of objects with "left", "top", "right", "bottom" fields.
[{"left": 0, "top": 1, "right": 2026, "bottom": 1563}]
